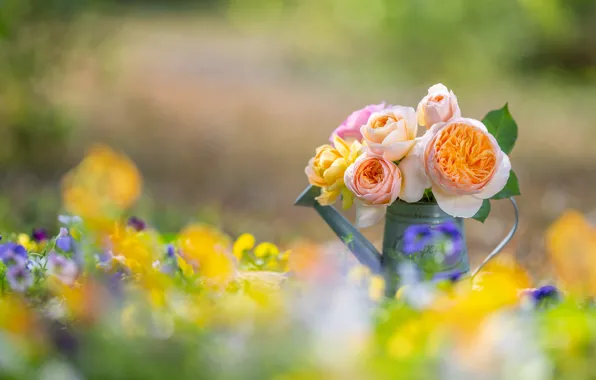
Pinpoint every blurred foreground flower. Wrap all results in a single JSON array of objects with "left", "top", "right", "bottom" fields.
[
  {"left": 47, "top": 253, "right": 78, "bottom": 286},
  {"left": 546, "top": 210, "right": 596, "bottom": 298},
  {"left": 61, "top": 145, "right": 141, "bottom": 225},
  {"left": 177, "top": 224, "right": 235, "bottom": 287}
]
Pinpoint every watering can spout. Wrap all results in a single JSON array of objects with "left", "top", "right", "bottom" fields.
[{"left": 294, "top": 185, "right": 382, "bottom": 273}]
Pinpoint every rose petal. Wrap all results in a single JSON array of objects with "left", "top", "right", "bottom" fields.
[
  {"left": 323, "top": 158, "right": 347, "bottom": 185},
  {"left": 403, "top": 106, "right": 418, "bottom": 138},
  {"left": 452, "top": 117, "right": 488, "bottom": 133},
  {"left": 381, "top": 140, "right": 416, "bottom": 161},
  {"left": 428, "top": 83, "right": 449, "bottom": 93},
  {"left": 333, "top": 136, "right": 351, "bottom": 157},
  {"left": 416, "top": 98, "right": 428, "bottom": 126},
  {"left": 398, "top": 152, "right": 430, "bottom": 203},
  {"left": 362, "top": 139, "right": 387, "bottom": 156},
  {"left": 476, "top": 154, "right": 512, "bottom": 199},
  {"left": 432, "top": 186, "right": 484, "bottom": 218},
  {"left": 355, "top": 203, "right": 387, "bottom": 228},
  {"left": 449, "top": 91, "right": 461, "bottom": 119},
  {"left": 383, "top": 122, "right": 408, "bottom": 142}
]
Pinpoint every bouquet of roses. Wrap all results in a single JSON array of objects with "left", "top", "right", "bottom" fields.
[{"left": 305, "top": 84, "right": 520, "bottom": 228}]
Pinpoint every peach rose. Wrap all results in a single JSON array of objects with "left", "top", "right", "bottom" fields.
[
  {"left": 360, "top": 106, "right": 417, "bottom": 161},
  {"left": 422, "top": 118, "right": 511, "bottom": 218},
  {"left": 344, "top": 153, "right": 401, "bottom": 227},
  {"left": 305, "top": 136, "right": 363, "bottom": 206},
  {"left": 416, "top": 83, "right": 461, "bottom": 129}
]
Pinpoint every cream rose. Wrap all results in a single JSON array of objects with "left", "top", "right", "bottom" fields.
[
  {"left": 422, "top": 118, "right": 511, "bottom": 218},
  {"left": 416, "top": 83, "right": 461, "bottom": 129},
  {"left": 360, "top": 106, "right": 417, "bottom": 161},
  {"left": 344, "top": 153, "right": 402, "bottom": 227}
]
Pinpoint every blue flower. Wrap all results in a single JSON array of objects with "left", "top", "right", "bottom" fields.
[
  {"left": 56, "top": 228, "right": 73, "bottom": 252},
  {"left": 403, "top": 224, "right": 435, "bottom": 255},
  {"left": 7, "top": 265, "right": 33, "bottom": 292},
  {"left": 166, "top": 244, "right": 176, "bottom": 258},
  {"left": 0, "top": 243, "right": 28, "bottom": 267}
]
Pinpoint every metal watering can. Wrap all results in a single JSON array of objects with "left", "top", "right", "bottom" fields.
[{"left": 295, "top": 184, "right": 519, "bottom": 296}]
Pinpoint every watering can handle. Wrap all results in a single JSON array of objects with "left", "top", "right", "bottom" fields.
[{"left": 470, "top": 197, "right": 519, "bottom": 277}]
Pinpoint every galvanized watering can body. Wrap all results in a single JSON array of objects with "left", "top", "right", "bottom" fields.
[{"left": 295, "top": 185, "right": 518, "bottom": 297}]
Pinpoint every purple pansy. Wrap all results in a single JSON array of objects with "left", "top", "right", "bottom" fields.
[
  {"left": 7, "top": 265, "right": 33, "bottom": 292},
  {"left": 0, "top": 243, "right": 28, "bottom": 267},
  {"left": 403, "top": 224, "right": 435, "bottom": 255},
  {"left": 530, "top": 285, "right": 559, "bottom": 303},
  {"left": 47, "top": 252, "right": 78, "bottom": 285},
  {"left": 32, "top": 228, "right": 50, "bottom": 242},
  {"left": 56, "top": 227, "right": 73, "bottom": 252},
  {"left": 127, "top": 216, "right": 146, "bottom": 232}
]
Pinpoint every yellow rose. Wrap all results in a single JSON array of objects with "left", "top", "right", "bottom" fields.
[{"left": 305, "top": 136, "right": 362, "bottom": 206}]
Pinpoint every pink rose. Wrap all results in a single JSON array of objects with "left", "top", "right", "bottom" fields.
[
  {"left": 330, "top": 103, "right": 387, "bottom": 142},
  {"left": 344, "top": 153, "right": 402, "bottom": 227}
]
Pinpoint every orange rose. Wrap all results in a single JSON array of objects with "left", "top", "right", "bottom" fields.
[{"left": 422, "top": 118, "right": 511, "bottom": 217}]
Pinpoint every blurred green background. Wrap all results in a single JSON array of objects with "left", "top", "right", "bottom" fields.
[{"left": 1, "top": 0, "right": 596, "bottom": 277}]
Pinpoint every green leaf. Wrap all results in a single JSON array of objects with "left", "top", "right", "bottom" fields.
[
  {"left": 491, "top": 170, "right": 521, "bottom": 199},
  {"left": 472, "top": 199, "right": 491, "bottom": 223},
  {"left": 482, "top": 103, "right": 518, "bottom": 155}
]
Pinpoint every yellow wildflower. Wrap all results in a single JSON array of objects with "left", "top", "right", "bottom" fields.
[
  {"left": 69, "top": 227, "right": 82, "bottom": 241},
  {"left": 430, "top": 256, "right": 532, "bottom": 344},
  {"left": 176, "top": 255, "right": 195, "bottom": 278},
  {"left": 232, "top": 233, "right": 255, "bottom": 259},
  {"left": 107, "top": 221, "right": 160, "bottom": 274},
  {"left": 368, "top": 275, "right": 385, "bottom": 301},
  {"left": 254, "top": 242, "right": 279, "bottom": 258},
  {"left": 178, "top": 224, "right": 235, "bottom": 286},
  {"left": 17, "top": 234, "right": 37, "bottom": 252}
]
